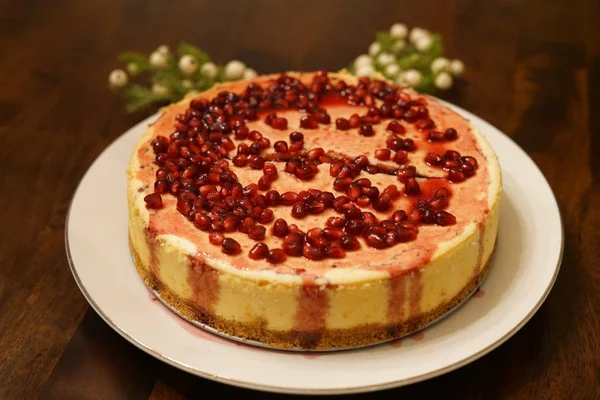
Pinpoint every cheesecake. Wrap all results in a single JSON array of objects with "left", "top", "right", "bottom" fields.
[{"left": 127, "top": 71, "right": 501, "bottom": 350}]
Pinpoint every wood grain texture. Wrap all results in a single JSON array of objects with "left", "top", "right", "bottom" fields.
[{"left": 0, "top": 0, "right": 598, "bottom": 398}]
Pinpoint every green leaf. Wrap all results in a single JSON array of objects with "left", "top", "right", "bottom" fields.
[
  {"left": 177, "top": 41, "right": 210, "bottom": 65},
  {"left": 117, "top": 52, "right": 151, "bottom": 75},
  {"left": 376, "top": 32, "right": 396, "bottom": 53},
  {"left": 121, "top": 84, "right": 171, "bottom": 113}
]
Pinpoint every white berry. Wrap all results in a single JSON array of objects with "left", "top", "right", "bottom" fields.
[
  {"left": 431, "top": 57, "right": 450, "bottom": 74},
  {"left": 377, "top": 52, "right": 396, "bottom": 66},
  {"left": 156, "top": 45, "right": 169, "bottom": 55},
  {"left": 126, "top": 63, "right": 138, "bottom": 75},
  {"left": 149, "top": 51, "right": 168, "bottom": 68},
  {"left": 449, "top": 59, "right": 465, "bottom": 76},
  {"left": 355, "top": 64, "right": 375, "bottom": 77},
  {"left": 385, "top": 64, "right": 401, "bottom": 78},
  {"left": 224, "top": 60, "right": 246, "bottom": 80},
  {"left": 409, "top": 27, "right": 428, "bottom": 44},
  {"left": 392, "top": 40, "right": 406, "bottom": 53},
  {"left": 399, "top": 69, "right": 422, "bottom": 87},
  {"left": 152, "top": 83, "right": 169, "bottom": 95},
  {"left": 182, "top": 80, "right": 193, "bottom": 89},
  {"left": 390, "top": 23, "right": 408, "bottom": 39},
  {"left": 434, "top": 72, "right": 453, "bottom": 90},
  {"left": 415, "top": 35, "right": 433, "bottom": 52},
  {"left": 243, "top": 68, "right": 257, "bottom": 80},
  {"left": 368, "top": 42, "right": 381, "bottom": 57},
  {"left": 108, "top": 69, "right": 128, "bottom": 88},
  {"left": 178, "top": 55, "right": 198, "bottom": 76},
  {"left": 200, "top": 62, "right": 218, "bottom": 79},
  {"left": 354, "top": 54, "right": 372, "bottom": 68}
]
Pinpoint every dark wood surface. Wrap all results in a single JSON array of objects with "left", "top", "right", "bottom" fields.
[{"left": 1, "top": 0, "right": 599, "bottom": 398}]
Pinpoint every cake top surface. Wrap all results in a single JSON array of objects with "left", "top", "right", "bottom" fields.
[{"left": 130, "top": 71, "right": 501, "bottom": 280}]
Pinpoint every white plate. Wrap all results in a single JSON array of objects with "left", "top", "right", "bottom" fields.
[{"left": 66, "top": 101, "right": 563, "bottom": 395}]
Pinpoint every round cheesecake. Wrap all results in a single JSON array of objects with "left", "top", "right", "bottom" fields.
[{"left": 127, "top": 71, "right": 501, "bottom": 350}]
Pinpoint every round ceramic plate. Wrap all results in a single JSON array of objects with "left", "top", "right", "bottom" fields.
[{"left": 66, "top": 100, "right": 563, "bottom": 395}]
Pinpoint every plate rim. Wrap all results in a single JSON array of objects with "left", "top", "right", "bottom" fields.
[{"left": 64, "top": 102, "right": 564, "bottom": 395}]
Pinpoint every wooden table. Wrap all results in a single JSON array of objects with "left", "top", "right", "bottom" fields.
[{"left": 1, "top": 0, "right": 599, "bottom": 398}]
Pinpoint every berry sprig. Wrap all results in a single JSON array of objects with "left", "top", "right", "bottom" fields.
[
  {"left": 347, "top": 23, "right": 465, "bottom": 93},
  {"left": 108, "top": 42, "right": 257, "bottom": 113}
]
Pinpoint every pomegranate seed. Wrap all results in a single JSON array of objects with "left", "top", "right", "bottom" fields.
[
  {"left": 391, "top": 150, "right": 407, "bottom": 164},
  {"left": 274, "top": 141, "right": 289, "bottom": 153},
  {"left": 144, "top": 193, "right": 163, "bottom": 209},
  {"left": 194, "top": 213, "right": 211, "bottom": 230},
  {"left": 222, "top": 238, "right": 241, "bottom": 255},
  {"left": 308, "top": 147, "right": 325, "bottom": 160},
  {"left": 430, "top": 194, "right": 448, "bottom": 209},
  {"left": 375, "top": 149, "right": 391, "bottom": 160},
  {"left": 341, "top": 235, "right": 360, "bottom": 250},
  {"left": 300, "top": 115, "right": 318, "bottom": 129},
  {"left": 306, "top": 201, "right": 326, "bottom": 214},
  {"left": 209, "top": 232, "right": 224, "bottom": 245},
  {"left": 303, "top": 244, "right": 325, "bottom": 260},
  {"left": 443, "top": 159, "right": 461, "bottom": 170},
  {"left": 444, "top": 150, "right": 461, "bottom": 160},
  {"left": 386, "top": 121, "right": 406, "bottom": 134},
  {"left": 397, "top": 224, "right": 418, "bottom": 242},
  {"left": 415, "top": 118, "right": 435, "bottom": 131},
  {"left": 444, "top": 128, "right": 457, "bottom": 140},
  {"left": 249, "top": 243, "right": 269, "bottom": 260},
  {"left": 248, "top": 225, "right": 267, "bottom": 240},
  {"left": 396, "top": 165, "right": 416, "bottom": 183},
  {"left": 291, "top": 202, "right": 307, "bottom": 219},
  {"left": 425, "top": 153, "right": 443, "bottom": 165},
  {"left": 354, "top": 155, "right": 369, "bottom": 167},
  {"left": 459, "top": 163, "right": 475, "bottom": 176},
  {"left": 249, "top": 142, "right": 262, "bottom": 155},
  {"left": 326, "top": 246, "right": 345, "bottom": 258},
  {"left": 344, "top": 220, "right": 365, "bottom": 235},
  {"left": 435, "top": 211, "right": 457, "bottom": 226},
  {"left": 266, "top": 190, "right": 280, "bottom": 205},
  {"left": 289, "top": 131, "right": 304, "bottom": 142},
  {"left": 336, "top": 118, "right": 350, "bottom": 130},
  {"left": 349, "top": 114, "right": 361, "bottom": 128},
  {"left": 326, "top": 216, "right": 346, "bottom": 228},
  {"left": 267, "top": 248, "right": 287, "bottom": 264},
  {"left": 366, "top": 232, "right": 386, "bottom": 249},
  {"left": 257, "top": 175, "right": 271, "bottom": 190},
  {"left": 289, "top": 141, "right": 304, "bottom": 152},
  {"left": 359, "top": 124, "right": 374, "bottom": 136},
  {"left": 248, "top": 155, "right": 265, "bottom": 169},
  {"left": 278, "top": 191, "right": 296, "bottom": 205},
  {"left": 272, "top": 218, "right": 289, "bottom": 237},
  {"left": 428, "top": 131, "right": 445, "bottom": 142},
  {"left": 323, "top": 227, "right": 343, "bottom": 241},
  {"left": 461, "top": 156, "right": 478, "bottom": 167},
  {"left": 223, "top": 214, "right": 240, "bottom": 232},
  {"left": 249, "top": 130, "right": 263, "bottom": 141},
  {"left": 263, "top": 163, "right": 278, "bottom": 178},
  {"left": 154, "top": 179, "right": 169, "bottom": 194},
  {"left": 258, "top": 208, "right": 274, "bottom": 224},
  {"left": 272, "top": 117, "right": 288, "bottom": 130},
  {"left": 383, "top": 185, "right": 400, "bottom": 199},
  {"left": 347, "top": 184, "right": 361, "bottom": 200},
  {"left": 333, "top": 177, "right": 352, "bottom": 191},
  {"left": 404, "top": 178, "right": 420, "bottom": 196},
  {"left": 448, "top": 169, "right": 466, "bottom": 182},
  {"left": 392, "top": 210, "right": 407, "bottom": 223}
]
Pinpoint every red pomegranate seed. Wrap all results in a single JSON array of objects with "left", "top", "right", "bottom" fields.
[
  {"left": 308, "top": 147, "right": 325, "bottom": 160},
  {"left": 349, "top": 114, "right": 361, "bottom": 128},
  {"left": 397, "top": 224, "right": 418, "bottom": 242},
  {"left": 272, "top": 218, "right": 289, "bottom": 237},
  {"left": 386, "top": 121, "right": 406, "bottom": 134},
  {"left": 326, "top": 246, "right": 345, "bottom": 258},
  {"left": 425, "top": 153, "right": 443, "bottom": 165},
  {"left": 396, "top": 165, "right": 416, "bottom": 183},
  {"left": 154, "top": 179, "right": 169, "bottom": 194},
  {"left": 289, "top": 131, "right": 304, "bottom": 142},
  {"left": 263, "top": 163, "right": 278, "bottom": 178},
  {"left": 392, "top": 210, "right": 407, "bottom": 223},
  {"left": 306, "top": 201, "right": 326, "bottom": 214},
  {"left": 266, "top": 190, "right": 280, "bottom": 205},
  {"left": 291, "top": 202, "right": 307, "bottom": 218},
  {"left": 444, "top": 159, "right": 461, "bottom": 170},
  {"left": 323, "top": 227, "right": 343, "bottom": 241},
  {"left": 242, "top": 183, "right": 258, "bottom": 198},
  {"left": 144, "top": 193, "right": 163, "bottom": 209},
  {"left": 248, "top": 155, "right": 265, "bottom": 169},
  {"left": 257, "top": 175, "right": 271, "bottom": 190},
  {"left": 283, "top": 241, "right": 303, "bottom": 257},
  {"left": 336, "top": 118, "right": 350, "bottom": 130},
  {"left": 444, "top": 150, "right": 461, "bottom": 160},
  {"left": 330, "top": 160, "right": 345, "bottom": 177},
  {"left": 333, "top": 177, "right": 353, "bottom": 191},
  {"left": 272, "top": 117, "right": 288, "bottom": 130},
  {"left": 444, "top": 128, "right": 457, "bottom": 140},
  {"left": 326, "top": 216, "right": 346, "bottom": 228},
  {"left": 194, "top": 213, "right": 211, "bottom": 230},
  {"left": 289, "top": 141, "right": 304, "bottom": 152},
  {"left": 404, "top": 178, "right": 420, "bottom": 196},
  {"left": 258, "top": 209, "right": 274, "bottom": 224},
  {"left": 155, "top": 168, "right": 169, "bottom": 179},
  {"left": 461, "top": 156, "right": 478, "bottom": 167},
  {"left": 344, "top": 220, "right": 365, "bottom": 235},
  {"left": 448, "top": 169, "right": 466, "bottom": 182},
  {"left": 341, "top": 235, "right": 360, "bottom": 250},
  {"left": 375, "top": 149, "right": 391, "bottom": 160},
  {"left": 209, "top": 232, "right": 224, "bottom": 245},
  {"left": 415, "top": 118, "right": 435, "bottom": 131},
  {"left": 249, "top": 130, "right": 263, "bottom": 141},
  {"left": 249, "top": 243, "right": 269, "bottom": 260},
  {"left": 249, "top": 142, "right": 262, "bottom": 155},
  {"left": 274, "top": 141, "right": 288, "bottom": 153},
  {"left": 223, "top": 214, "right": 240, "bottom": 232},
  {"left": 435, "top": 211, "right": 457, "bottom": 226},
  {"left": 347, "top": 184, "right": 361, "bottom": 200},
  {"left": 266, "top": 248, "right": 287, "bottom": 264},
  {"left": 359, "top": 124, "right": 374, "bottom": 136},
  {"left": 303, "top": 244, "right": 325, "bottom": 260},
  {"left": 237, "top": 143, "right": 249, "bottom": 155},
  {"left": 248, "top": 225, "right": 267, "bottom": 240},
  {"left": 428, "top": 131, "right": 445, "bottom": 142},
  {"left": 280, "top": 192, "right": 298, "bottom": 205},
  {"left": 354, "top": 155, "right": 369, "bottom": 167},
  {"left": 430, "top": 194, "right": 448, "bottom": 209},
  {"left": 222, "top": 238, "right": 241, "bottom": 254},
  {"left": 459, "top": 163, "right": 475, "bottom": 176},
  {"left": 300, "top": 115, "right": 318, "bottom": 129},
  {"left": 366, "top": 232, "right": 387, "bottom": 249}
]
